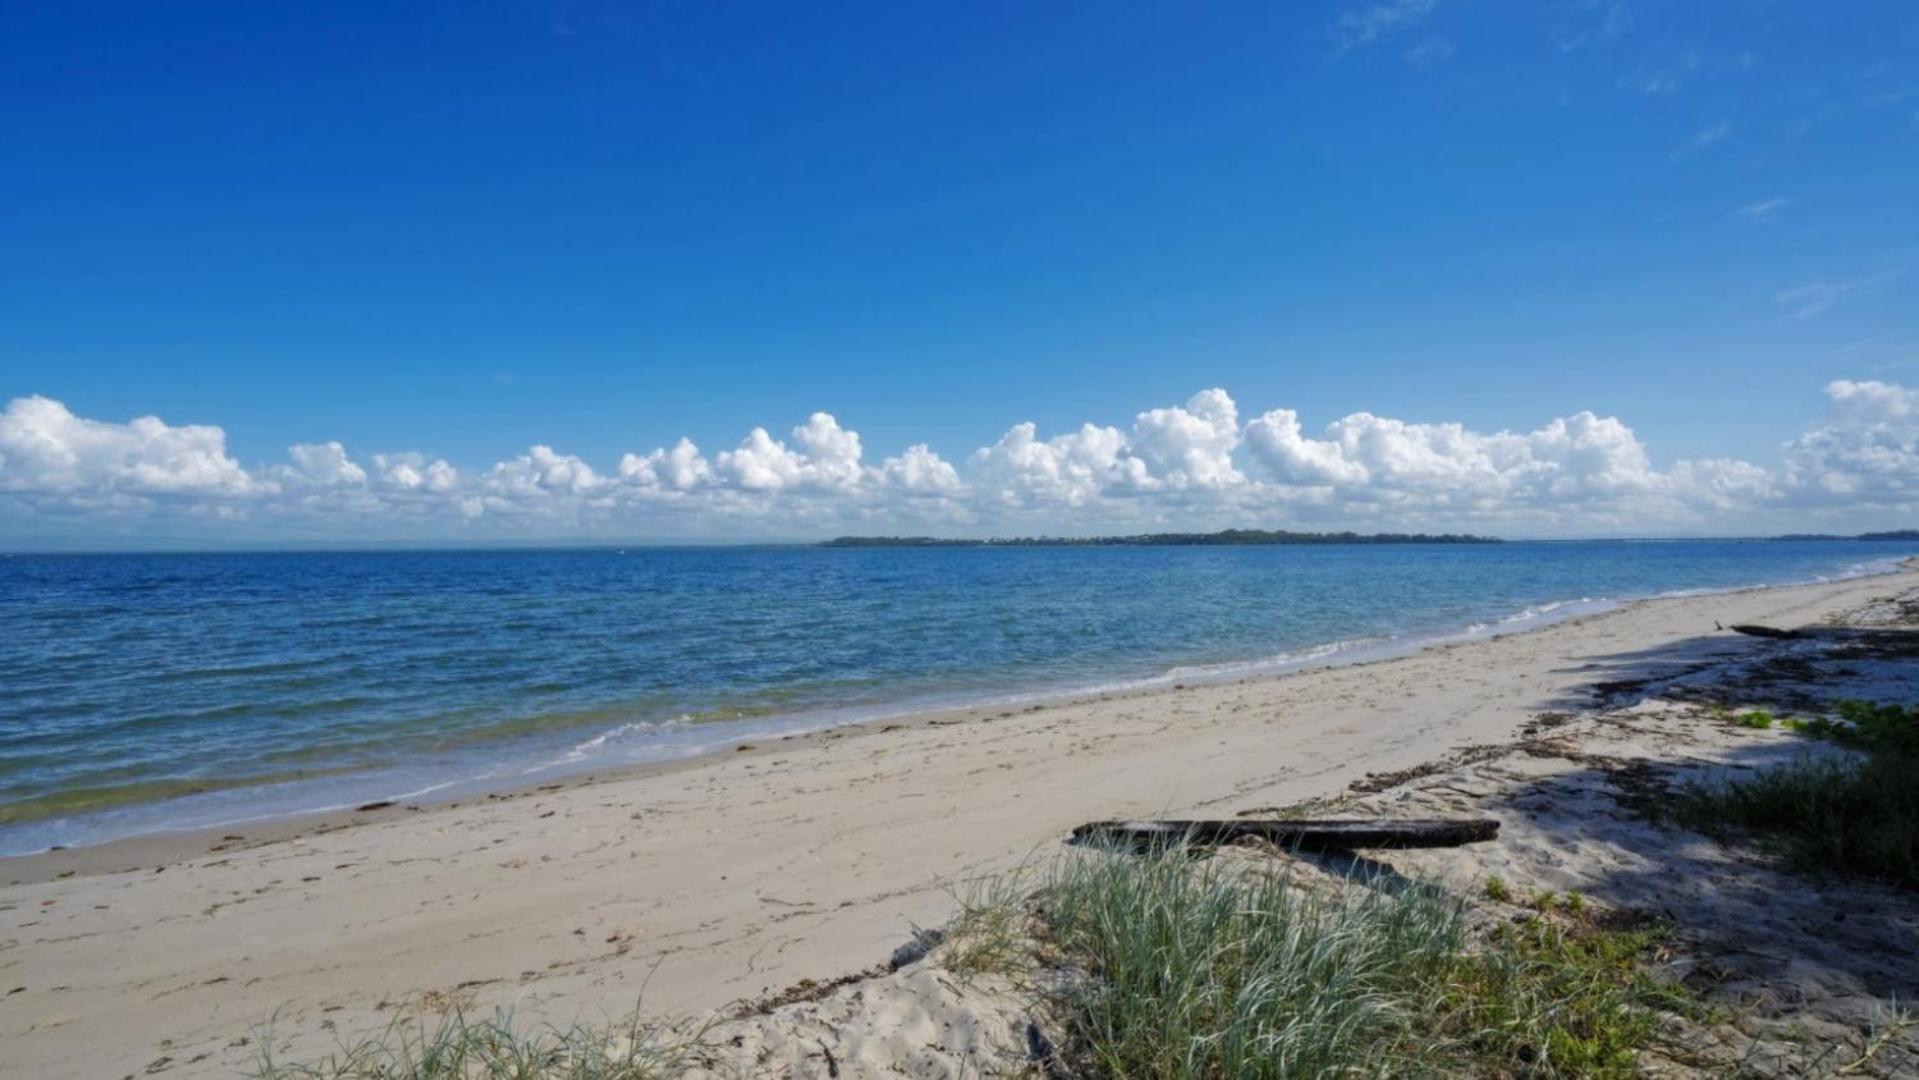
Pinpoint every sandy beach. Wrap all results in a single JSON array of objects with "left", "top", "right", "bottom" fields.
[{"left": 6, "top": 565, "right": 1919, "bottom": 1078}]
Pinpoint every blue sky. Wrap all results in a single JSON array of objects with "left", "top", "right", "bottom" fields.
[{"left": 3, "top": 2, "right": 1918, "bottom": 544}]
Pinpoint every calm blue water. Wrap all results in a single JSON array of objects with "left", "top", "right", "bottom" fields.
[{"left": 0, "top": 540, "right": 1910, "bottom": 855}]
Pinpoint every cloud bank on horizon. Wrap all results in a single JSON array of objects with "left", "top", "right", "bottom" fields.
[{"left": 3, "top": 380, "right": 1915, "bottom": 545}]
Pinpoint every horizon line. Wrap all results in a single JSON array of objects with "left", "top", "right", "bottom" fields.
[{"left": 5, "top": 531, "right": 1911, "bottom": 557}]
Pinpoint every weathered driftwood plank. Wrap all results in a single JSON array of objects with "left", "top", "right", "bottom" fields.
[
  {"left": 1071, "top": 818, "right": 1500, "bottom": 853},
  {"left": 1729, "top": 624, "right": 1801, "bottom": 640}
]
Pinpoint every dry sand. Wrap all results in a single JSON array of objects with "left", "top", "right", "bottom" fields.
[{"left": 5, "top": 566, "right": 1919, "bottom": 1077}]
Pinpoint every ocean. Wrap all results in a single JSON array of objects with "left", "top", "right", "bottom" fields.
[{"left": 0, "top": 539, "right": 1909, "bottom": 855}]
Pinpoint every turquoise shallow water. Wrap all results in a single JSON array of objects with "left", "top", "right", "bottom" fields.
[{"left": 0, "top": 540, "right": 1910, "bottom": 854}]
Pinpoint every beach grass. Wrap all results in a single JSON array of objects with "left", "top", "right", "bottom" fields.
[
  {"left": 1027, "top": 845, "right": 1690, "bottom": 1078},
  {"left": 941, "top": 871, "right": 1037, "bottom": 978},
  {"left": 249, "top": 1005, "right": 705, "bottom": 1080},
  {"left": 1675, "top": 700, "right": 1919, "bottom": 890}
]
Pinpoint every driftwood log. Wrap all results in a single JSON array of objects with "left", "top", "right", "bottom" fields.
[
  {"left": 1729, "top": 624, "right": 1802, "bottom": 640},
  {"left": 1071, "top": 818, "right": 1500, "bottom": 854}
]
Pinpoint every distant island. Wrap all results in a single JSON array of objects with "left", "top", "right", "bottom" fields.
[
  {"left": 821, "top": 529, "right": 1502, "bottom": 548},
  {"left": 1771, "top": 530, "right": 1919, "bottom": 541}
]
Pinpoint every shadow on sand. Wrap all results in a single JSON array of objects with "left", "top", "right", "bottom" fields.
[{"left": 1405, "top": 623, "right": 1919, "bottom": 1070}]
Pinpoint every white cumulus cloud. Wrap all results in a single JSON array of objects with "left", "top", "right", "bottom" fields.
[
  {"left": 1128, "top": 389, "right": 1244, "bottom": 491},
  {"left": 1246, "top": 408, "right": 1663, "bottom": 509},
  {"left": 0, "top": 395, "right": 257, "bottom": 499},
  {"left": 713, "top": 413, "right": 865, "bottom": 492},
  {"left": 619, "top": 438, "right": 712, "bottom": 492},
  {"left": 876, "top": 444, "right": 963, "bottom": 495},
  {"left": 969, "top": 421, "right": 1147, "bottom": 507},
  {"left": 484, "top": 446, "right": 606, "bottom": 499},
  {"left": 283, "top": 442, "right": 368, "bottom": 487},
  {"left": 371, "top": 452, "right": 458, "bottom": 493},
  {"left": 6, "top": 379, "right": 1919, "bottom": 541},
  {"left": 1781, "top": 380, "right": 1919, "bottom": 503}
]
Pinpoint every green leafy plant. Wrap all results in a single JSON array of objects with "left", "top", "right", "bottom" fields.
[{"left": 1828, "top": 700, "right": 1919, "bottom": 755}]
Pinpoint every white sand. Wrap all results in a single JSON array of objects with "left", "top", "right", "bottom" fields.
[{"left": 5, "top": 566, "right": 1917, "bottom": 1078}]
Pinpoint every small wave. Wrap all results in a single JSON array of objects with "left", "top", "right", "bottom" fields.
[
  {"left": 546, "top": 720, "right": 667, "bottom": 766},
  {"left": 1161, "top": 635, "right": 1397, "bottom": 682},
  {"left": 144, "top": 658, "right": 322, "bottom": 682},
  {"left": 883, "top": 634, "right": 1410, "bottom": 712},
  {"left": 1645, "top": 554, "right": 1911, "bottom": 600},
  {"left": 566, "top": 722, "right": 650, "bottom": 756},
  {"left": 1486, "top": 597, "right": 1613, "bottom": 628}
]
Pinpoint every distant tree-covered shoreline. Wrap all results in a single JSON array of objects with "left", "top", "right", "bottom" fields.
[
  {"left": 820, "top": 529, "right": 1502, "bottom": 548},
  {"left": 1771, "top": 530, "right": 1919, "bottom": 541}
]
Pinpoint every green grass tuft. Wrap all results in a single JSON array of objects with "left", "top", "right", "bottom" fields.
[
  {"left": 249, "top": 1005, "right": 703, "bottom": 1079},
  {"left": 1676, "top": 699, "right": 1919, "bottom": 890},
  {"left": 942, "top": 873, "right": 1034, "bottom": 978},
  {"left": 1734, "top": 710, "right": 1774, "bottom": 730},
  {"left": 1038, "top": 847, "right": 1690, "bottom": 1077},
  {"left": 1673, "top": 752, "right": 1919, "bottom": 889}
]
